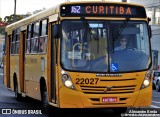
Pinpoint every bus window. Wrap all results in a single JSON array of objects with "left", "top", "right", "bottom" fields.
[
  {"left": 11, "top": 30, "right": 16, "bottom": 55},
  {"left": 31, "top": 22, "right": 40, "bottom": 53},
  {"left": 41, "top": 19, "right": 47, "bottom": 36},
  {"left": 39, "top": 37, "right": 45, "bottom": 52},
  {"left": 33, "top": 22, "right": 40, "bottom": 38},
  {"left": 31, "top": 38, "right": 38, "bottom": 53},
  {"left": 61, "top": 20, "right": 108, "bottom": 71},
  {"left": 110, "top": 21, "right": 150, "bottom": 72},
  {"left": 26, "top": 24, "right": 32, "bottom": 54},
  {"left": 61, "top": 20, "right": 150, "bottom": 72},
  {"left": 15, "top": 28, "right": 20, "bottom": 54},
  {"left": 136, "top": 24, "right": 149, "bottom": 54},
  {"left": 39, "top": 19, "right": 48, "bottom": 53}
]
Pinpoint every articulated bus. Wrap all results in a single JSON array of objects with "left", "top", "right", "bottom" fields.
[{"left": 4, "top": 1, "right": 152, "bottom": 113}]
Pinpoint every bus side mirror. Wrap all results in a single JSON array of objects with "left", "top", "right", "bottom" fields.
[
  {"left": 148, "top": 25, "right": 152, "bottom": 39},
  {"left": 52, "top": 24, "right": 60, "bottom": 38}
]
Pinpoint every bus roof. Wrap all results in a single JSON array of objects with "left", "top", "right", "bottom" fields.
[
  {"left": 5, "top": 3, "right": 60, "bottom": 32},
  {"left": 5, "top": 1, "right": 146, "bottom": 32}
]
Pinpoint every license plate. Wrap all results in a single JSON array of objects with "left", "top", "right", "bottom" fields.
[{"left": 102, "top": 97, "right": 118, "bottom": 103}]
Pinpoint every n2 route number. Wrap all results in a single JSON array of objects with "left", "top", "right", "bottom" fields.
[{"left": 76, "top": 78, "right": 99, "bottom": 85}]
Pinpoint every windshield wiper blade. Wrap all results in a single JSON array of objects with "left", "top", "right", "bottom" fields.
[
  {"left": 112, "top": 18, "right": 130, "bottom": 53},
  {"left": 113, "top": 18, "right": 130, "bottom": 41},
  {"left": 80, "top": 17, "right": 92, "bottom": 40}
]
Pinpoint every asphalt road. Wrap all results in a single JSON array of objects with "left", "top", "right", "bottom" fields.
[{"left": 0, "top": 68, "right": 160, "bottom": 117}]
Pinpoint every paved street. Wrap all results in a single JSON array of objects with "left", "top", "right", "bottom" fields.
[
  {"left": 0, "top": 68, "right": 47, "bottom": 117},
  {"left": 152, "top": 90, "right": 160, "bottom": 108},
  {"left": 0, "top": 68, "right": 160, "bottom": 117},
  {"left": 0, "top": 68, "right": 120, "bottom": 117}
]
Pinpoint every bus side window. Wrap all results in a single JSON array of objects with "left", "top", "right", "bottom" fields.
[
  {"left": 26, "top": 24, "right": 32, "bottom": 54},
  {"left": 11, "top": 30, "right": 16, "bottom": 55},
  {"left": 39, "top": 37, "right": 44, "bottom": 52},
  {"left": 39, "top": 19, "right": 48, "bottom": 53},
  {"left": 15, "top": 28, "right": 20, "bottom": 54},
  {"left": 31, "top": 22, "right": 40, "bottom": 53}
]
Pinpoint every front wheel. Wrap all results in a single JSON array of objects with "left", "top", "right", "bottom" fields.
[
  {"left": 14, "top": 82, "right": 21, "bottom": 101},
  {"left": 41, "top": 87, "right": 50, "bottom": 113}
]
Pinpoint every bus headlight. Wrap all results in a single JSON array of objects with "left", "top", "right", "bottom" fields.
[
  {"left": 143, "top": 79, "right": 150, "bottom": 86},
  {"left": 61, "top": 74, "right": 75, "bottom": 89},
  {"left": 141, "top": 71, "right": 152, "bottom": 89},
  {"left": 65, "top": 80, "right": 73, "bottom": 87}
]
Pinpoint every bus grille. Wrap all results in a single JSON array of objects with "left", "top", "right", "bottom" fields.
[{"left": 80, "top": 85, "right": 136, "bottom": 94}]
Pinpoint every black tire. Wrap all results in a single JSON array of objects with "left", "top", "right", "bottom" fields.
[
  {"left": 41, "top": 86, "right": 50, "bottom": 114},
  {"left": 14, "top": 81, "right": 21, "bottom": 101},
  {"left": 113, "top": 107, "right": 127, "bottom": 114},
  {"left": 156, "top": 80, "right": 160, "bottom": 92}
]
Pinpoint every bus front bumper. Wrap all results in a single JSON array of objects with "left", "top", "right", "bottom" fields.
[{"left": 58, "top": 86, "right": 152, "bottom": 108}]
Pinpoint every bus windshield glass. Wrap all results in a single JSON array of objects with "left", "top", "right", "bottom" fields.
[{"left": 61, "top": 20, "right": 151, "bottom": 72}]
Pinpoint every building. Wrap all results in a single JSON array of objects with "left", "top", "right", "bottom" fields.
[
  {"left": 128, "top": 0, "right": 160, "bottom": 70},
  {"left": 129, "top": 0, "right": 160, "bottom": 24}
]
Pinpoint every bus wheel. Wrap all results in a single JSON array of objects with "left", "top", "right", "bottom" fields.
[
  {"left": 14, "top": 81, "right": 21, "bottom": 101},
  {"left": 41, "top": 86, "right": 50, "bottom": 113},
  {"left": 113, "top": 107, "right": 127, "bottom": 114},
  {"left": 156, "top": 80, "right": 160, "bottom": 92}
]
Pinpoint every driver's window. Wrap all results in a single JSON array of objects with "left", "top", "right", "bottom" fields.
[{"left": 136, "top": 23, "right": 149, "bottom": 54}]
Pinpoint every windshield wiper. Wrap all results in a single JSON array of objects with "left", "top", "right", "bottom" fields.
[
  {"left": 80, "top": 17, "right": 92, "bottom": 40},
  {"left": 80, "top": 17, "right": 99, "bottom": 40},
  {"left": 113, "top": 18, "right": 130, "bottom": 41},
  {"left": 80, "top": 17, "right": 100, "bottom": 53},
  {"left": 112, "top": 18, "right": 130, "bottom": 53}
]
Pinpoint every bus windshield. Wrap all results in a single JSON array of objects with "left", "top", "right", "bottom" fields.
[{"left": 61, "top": 20, "right": 151, "bottom": 72}]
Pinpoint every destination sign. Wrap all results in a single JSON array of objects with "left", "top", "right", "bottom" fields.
[{"left": 60, "top": 3, "right": 146, "bottom": 18}]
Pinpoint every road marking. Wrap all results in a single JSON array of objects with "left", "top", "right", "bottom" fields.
[
  {"left": 152, "top": 101, "right": 160, "bottom": 104},
  {"left": 150, "top": 105, "right": 160, "bottom": 108},
  {"left": 0, "top": 73, "right": 4, "bottom": 75}
]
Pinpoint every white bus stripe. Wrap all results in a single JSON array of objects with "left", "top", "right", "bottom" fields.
[
  {"left": 152, "top": 101, "right": 160, "bottom": 104},
  {"left": 151, "top": 105, "right": 160, "bottom": 108}
]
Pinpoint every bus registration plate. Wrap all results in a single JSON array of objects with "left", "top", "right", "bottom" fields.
[{"left": 102, "top": 97, "right": 118, "bottom": 103}]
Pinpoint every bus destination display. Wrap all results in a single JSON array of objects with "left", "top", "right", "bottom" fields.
[{"left": 60, "top": 4, "right": 146, "bottom": 18}]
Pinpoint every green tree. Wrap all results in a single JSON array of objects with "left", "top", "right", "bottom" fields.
[
  {"left": 4, "top": 14, "right": 23, "bottom": 24},
  {"left": 0, "top": 14, "right": 23, "bottom": 35}
]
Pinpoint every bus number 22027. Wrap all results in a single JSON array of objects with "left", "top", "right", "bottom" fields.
[{"left": 76, "top": 78, "right": 99, "bottom": 85}]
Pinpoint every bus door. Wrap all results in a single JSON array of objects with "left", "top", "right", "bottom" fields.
[
  {"left": 50, "top": 23, "right": 57, "bottom": 103},
  {"left": 19, "top": 30, "right": 26, "bottom": 93},
  {"left": 6, "top": 35, "right": 11, "bottom": 88}
]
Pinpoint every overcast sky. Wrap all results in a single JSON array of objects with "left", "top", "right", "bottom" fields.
[
  {"left": 0, "top": 0, "right": 130, "bottom": 19},
  {"left": 0, "top": 0, "right": 65, "bottom": 19}
]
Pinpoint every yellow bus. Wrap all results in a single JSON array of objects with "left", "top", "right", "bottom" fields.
[{"left": 4, "top": 1, "right": 152, "bottom": 113}]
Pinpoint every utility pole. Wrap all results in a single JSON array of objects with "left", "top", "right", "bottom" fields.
[
  {"left": 0, "top": 0, "right": 1, "bottom": 19},
  {"left": 152, "top": 7, "right": 156, "bottom": 24},
  {"left": 14, "top": 0, "right": 17, "bottom": 22}
]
